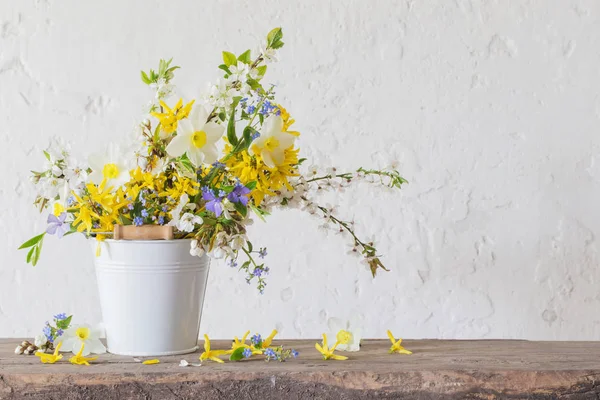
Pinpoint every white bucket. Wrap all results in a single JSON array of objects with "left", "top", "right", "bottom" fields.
[{"left": 92, "top": 239, "right": 210, "bottom": 356}]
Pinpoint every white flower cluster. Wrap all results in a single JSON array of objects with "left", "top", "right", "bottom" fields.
[
  {"left": 31, "top": 139, "right": 88, "bottom": 208},
  {"left": 205, "top": 49, "right": 275, "bottom": 110}
]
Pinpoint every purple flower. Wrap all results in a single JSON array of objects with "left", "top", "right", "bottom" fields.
[
  {"left": 202, "top": 188, "right": 224, "bottom": 217},
  {"left": 253, "top": 268, "right": 263, "bottom": 277},
  {"left": 212, "top": 161, "right": 225, "bottom": 169},
  {"left": 242, "top": 348, "right": 252, "bottom": 359},
  {"left": 264, "top": 348, "right": 276, "bottom": 359},
  {"left": 291, "top": 349, "right": 299, "bottom": 358},
  {"left": 251, "top": 334, "right": 262, "bottom": 346},
  {"left": 258, "top": 248, "right": 267, "bottom": 259},
  {"left": 247, "top": 105, "right": 256, "bottom": 114},
  {"left": 127, "top": 203, "right": 134, "bottom": 210},
  {"left": 42, "top": 325, "right": 53, "bottom": 342},
  {"left": 158, "top": 216, "right": 165, "bottom": 225},
  {"left": 133, "top": 216, "right": 144, "bottom": 226},
  {"left": 227, "top": 183, "right": 251, "bottom": 206},
  {"left": 56, "top": 329, "right": 64, "bottom": 337},
  {"left": 251, "top": 132, "right": 260, "bottom": 140},
  {"left": 228, "top": 259, "right": 238, "bottom": 268},
  {"left": 46, "top": 212, "right": 69, "bottom": 238},
  {"left": 141, "top": 209, "right": 149, "bottom": 218},
  {"left": 54, "top": 313, "right": 67, "bottom": 320}
]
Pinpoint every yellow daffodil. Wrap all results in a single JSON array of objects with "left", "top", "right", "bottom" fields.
[
  {"left": 166, "top": 104, "right": 224, "bottom": 166},
  {"left": 35, "top": 341, "right": 63, "bottom": 364},
  {"left": 151, "top": 99, "right": 195, "bottom": 135},
  {"left": 248, "top": 115, "right": 296, "bottom": 169},
  {"left": 199, "top": 334, "right": 227, "bottom": 363},
  {"left": 387, "top": 330, "right": 412, "bottom": 355},
  {"left": 315, "top": 333, "right": 348, "bottom": 361},
  {"left": 142, "top": 359, "right": 160, "bottom": 365},
  {"left": 69, "top": 343, "right": 99, "bottom": 366}
]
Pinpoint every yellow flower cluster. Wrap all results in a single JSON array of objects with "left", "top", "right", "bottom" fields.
[
  {"left": 70, "top": 168, "right": 199, "bottom": 235},
  {"left": 151, "top": 99, "right": 195, "bottom": 134}
]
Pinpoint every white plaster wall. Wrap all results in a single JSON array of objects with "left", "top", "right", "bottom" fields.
[{"left": 1, "top": 0, "right": 600, "bottom": 340}]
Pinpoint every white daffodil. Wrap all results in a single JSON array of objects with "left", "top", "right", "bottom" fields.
[
  {"left": 88, "top": 144, "right": 130, "bottom": 188},
  {"left": 326, "top": 317, "right": 362, "bottom": 352},
  {"left": 166, "top": 104, "right": 224, "bottom": 167},
  {"left": 248, "top": 115, "right": 296, "bottom": 168},
  {"left": 58, "top": 324, "right": 106, "bottom": 356},
  {"left": 177, "top": 212, "right": 203, "bottom": 233}
]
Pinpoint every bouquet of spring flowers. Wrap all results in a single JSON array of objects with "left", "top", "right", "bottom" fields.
[{"left": 20, "top": 28, "right": 407, "bottom": 292}]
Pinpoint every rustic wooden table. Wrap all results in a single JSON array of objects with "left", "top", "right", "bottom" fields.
[{"left": 1, "top": 338, "right": 599, "bottom": 399}]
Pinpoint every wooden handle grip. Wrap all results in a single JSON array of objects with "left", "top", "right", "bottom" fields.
[{"left": 113, "top": 225, "right": 174, "bottom": 240}]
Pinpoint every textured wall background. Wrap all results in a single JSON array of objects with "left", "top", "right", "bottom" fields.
[{"left": 1, "top": 0, "right": 600, "bottom": 340}]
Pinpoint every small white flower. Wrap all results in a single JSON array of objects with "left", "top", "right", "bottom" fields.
[
  {"left": 228, "top": 63, "right": 249, "bottom": 82},
  {"left": 169, "top": 194, "right": 190, "bottom": 227},
  {"left": 150, "top": 78, "right": 175, "bottom": 100},
  {"left": 207, "top": 78, "right": 237, "bottom": 108},
  {"left": 258, "top": 45, "right": 278, "bottom": 63},
  {"left": 177, "top": 213, "right": 203, "bottom": 233},
  {"left": 248, "top": 66, "right": 262, "bottom": 80},
  {"left": 230, "top": 234, "right": 247, "bottom": 251},
  {"left": 307, "top": 165, "right": 319, "bottom": 177},
  {"left": 34, "top": 334, "right": 47, "bottom": 347},
  {"left": 210, "top": 245, "right": 233, "bottom": 259},
  {"left": 179, "top": 359, "right": 189, "bottom": 367},
  {"left": 190, "top": 239, "right": 205, "bottom": 257}
]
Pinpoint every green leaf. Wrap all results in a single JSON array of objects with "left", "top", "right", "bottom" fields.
[
  {"left": 31, "top": 243, "right": 40, "bottom": 267},
  {"left": 256, "top": 65, "right": 267, "bottom": 78},
  {"left": 271, "top": 40, "right": 284, "bottom": 50},
  {"left": 43, "top": 151, "right": 51, "bottom": 162},
  {"left": 247, "top": 241, "right": 253, "bottom": 253},
  {"left": 234, "top": 202, "right": 247, "bottom": 217},
  {"left": 227, "top": 108, "right": 238, "bottom": 146},
  {"left": 297, "top": 158, "right": 307, "bottom": 165},
  {"left": 245, "top": 181, "right": 257, "bottom": 191},
  {"left": 218, "top": 64, "right": 232, "bottom": 76},
  {"left": 222, "top": 51, "right": 238, "bottom": 67},
  {"left": 56, "top": 315, "right": 72, "bottom": 330},
  {"left": 141, "top": 70, "right": 151, "bottom": 85},
  {"left": 249, "top": 204, "right": 269, "bottom": 222},
  {"left": 26, "top": 247, "right": 34, "bottom": 264},
  {"left": 19, "top": 233, "right": 45, "bottom": 249},
  {"left": 237, "top": 49, "right": 251, "bottom": 64},
  {"left": 229, "top": 346, "right": 246, "bottom": 361},
  {"left": 267, "top": 28, "right": 283, "bottom": 48},
  {"left": 247, "top": 78, "right": 262, "bottom": 91}
]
